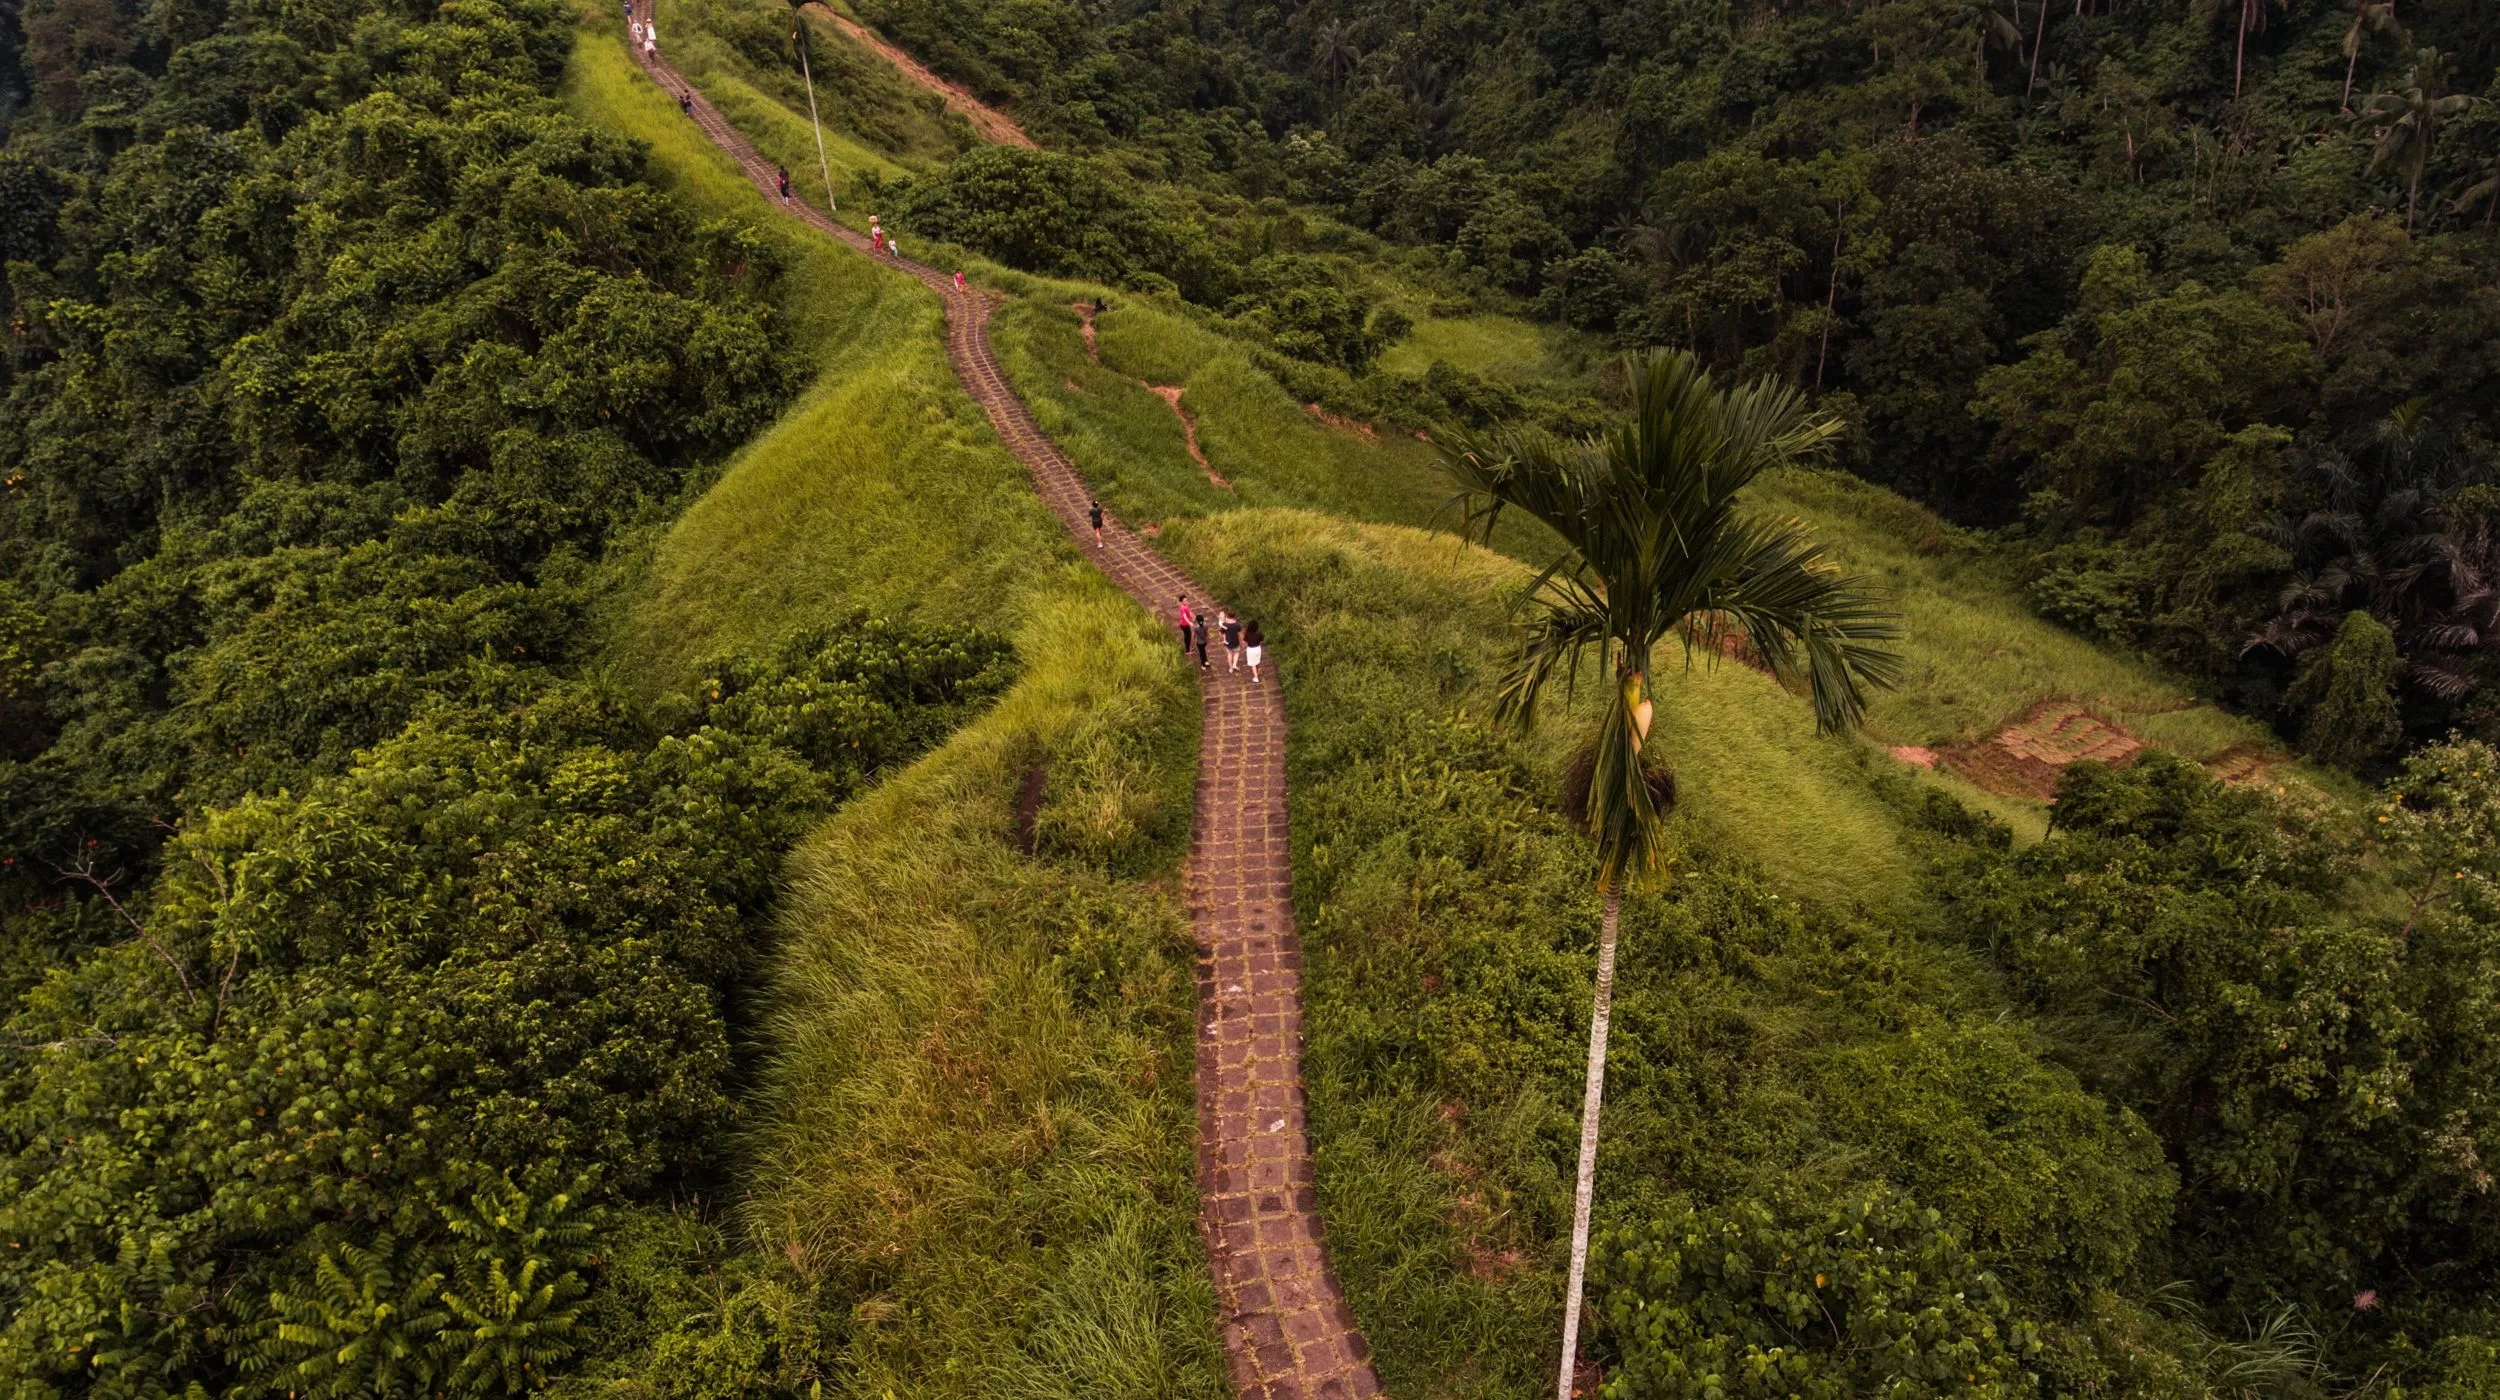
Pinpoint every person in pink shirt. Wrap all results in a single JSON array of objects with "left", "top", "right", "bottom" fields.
[
  {"left": 1176, "top": 595, "right": 1197, "bottom": 659},
  {"left": 954, "top": 270, "right": 966, "bottom": 293}
]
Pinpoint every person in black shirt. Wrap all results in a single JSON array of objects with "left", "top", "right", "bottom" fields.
[
  {"left": 1219, "top": 610, "right": 1242, "bottom": 672},
  {"left": 1088, "top": 500, "right": 1104, "bottom": 548}
]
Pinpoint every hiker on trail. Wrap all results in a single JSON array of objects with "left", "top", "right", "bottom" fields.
[
  {"left": 777, "top": 167, "right": 791, "bottom": 204},
  {"left": 629, "top": 17, "right": 642, "bottom": 45},
  {"left": 1088, "top": 500, "right": 1104, "bottom": 548},
  {"left": 1193, "top": 617, "right": 1209, "bottom": 670},
  {"left": 1219, "top": 610, "right": 1242, "bottom": 672},
  {"left": 887, "top": 238, "right": 901, "bottom": 261},
  {"left": 643, "top": 19, "right": 656, "bottom": 53},
  {"left": 1176, "top": 596, "right": 1197, "bottom": 657},
  {"left": 954, "top": 270, "right": 966, "bottom": 294},
  {"left": 678, "top": 90, "right": 693, "bottom": 116},
  {"left": 1243, "top": 621, "right": 1265, "bottom": 683}
]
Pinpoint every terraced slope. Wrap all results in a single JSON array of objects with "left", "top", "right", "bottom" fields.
[{"left": 624, "top": 29, "right": 1381, "bottom": 1400}]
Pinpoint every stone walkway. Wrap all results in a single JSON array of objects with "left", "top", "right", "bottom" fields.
[{"left": 627, "top": 35, "right": 1382, "bottom": 1400}]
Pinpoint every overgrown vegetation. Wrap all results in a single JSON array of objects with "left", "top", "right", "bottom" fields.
[
  {"left": 0, "top": 0, "right": 1049, "bottom": 1391},
  {"left": 822, "top": 0, "right": 2500, "bottom": 764}
]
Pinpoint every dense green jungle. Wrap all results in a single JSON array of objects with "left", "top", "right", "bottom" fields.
[{"left": 1, "top": 0, "right": 2497, "bottom": 1392}]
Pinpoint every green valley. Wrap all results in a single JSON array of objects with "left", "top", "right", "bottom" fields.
[{"left": 3, "top": 0, "right": 2496, "bottom": 1395}]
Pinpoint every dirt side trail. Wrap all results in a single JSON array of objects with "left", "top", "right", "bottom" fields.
[{"left": 823, "top": 11, "right": 1035, "bottom": 148}]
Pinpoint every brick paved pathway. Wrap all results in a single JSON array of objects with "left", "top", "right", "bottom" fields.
[{"left": 628, "top": 34, "right": 1381, "bottom": 1400}]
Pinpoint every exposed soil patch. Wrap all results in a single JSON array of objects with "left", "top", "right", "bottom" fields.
[
  {"left": 1152, "top": 385, "right": 1228, "bottom": 487},
  {"left": 2205, "top": 741, "right": 2286, "bottom": 788},
  {"left": 1302, "top": 402, "right": 1379, "bottom": 439},
  {"left": 1941, "top": 699, "right": 2144, "bottom": 799},
  {"left": 825, "top": 13, "right": 1035, "bottom": 148},
  {"left": 1069, "top": 304, "right": 1227, "bottom": 488},
  {"left": 1890, "top": 745, "right": 1939, "bottom": 769},
  {"left": 1014, "top": 764, "right": 1046, "bottom": 855}
]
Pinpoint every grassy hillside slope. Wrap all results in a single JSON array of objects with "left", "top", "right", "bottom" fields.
[
  {"left": 568, "top": 24, "right": 1059, "bottom": 681},
  {"left": 577, "top": 8, "right": 2356, "bottom": 1394},
  {"left": 565, "top": 17, "right": 1228, "bottom": 1395}
]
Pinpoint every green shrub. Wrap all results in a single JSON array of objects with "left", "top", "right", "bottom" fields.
[
  {"left": 889, "top": 146, "right": 1215, "bottom": 296},
  {"left": 1595, "top": 1190, "right": 2040, "bottom": 1400},
  {"left": 2293, "top": 610, "right": 2404, "bottom": 769},
  {"left": 0, "top": 622, "right": 1011, "bottom": 1394},
  {"left": 1938, "top": 749, "right": 2500, "bottom": 1318}
]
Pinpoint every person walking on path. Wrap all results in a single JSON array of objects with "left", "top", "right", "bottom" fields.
[
  {"left": 643, "top": 18, "right": 657, "bottom": 54},
  {"left": 1194, "top": 617, "right": 1210, "bottom": 670},
  {"left": 677, "top": 90, "right": 693, "bottom": 116},
  {"left": 1177, "top": 596, "right": 1197, "bottom": 658},
  {"left": 1088, "top": 500, "right": 1105, "bottom": 548},
  {"left": 871, "top": 221, "right": 884, "bottom": 254},
  {"left": 1243, "top": 620, "right": 1265, "bottom": 683},
  {"left": 629, "top": 16, "right": 642, "bottom": 46},
  {"left": 954, "top": 270, "right": 967, "bottom": 294},
  {"left": 1219, "top": 610, "right": 1242, "bottom": 672},
  {"left": 777, "top": 167, "right": 791, "bottom": 204}
]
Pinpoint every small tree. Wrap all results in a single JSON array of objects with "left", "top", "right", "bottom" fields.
[{"left": 2294, "top": 610, "right": 2403, "bottom": 769}]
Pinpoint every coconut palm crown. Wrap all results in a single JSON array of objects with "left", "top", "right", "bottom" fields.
[{"left": 1437, "top": 347, "right": 1908, "bottom": 891}]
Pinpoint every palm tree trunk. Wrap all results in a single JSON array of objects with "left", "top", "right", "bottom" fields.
[
  {"left": 1554, "top": 884, "right": 1622, "bottom": 1400},
  {"left": 2026, "top": 0, "right": 2048, "bottom": 96},
  {"left": 795, "top": 20, "right": 838, "bottom": 215},
  {"left": 2343, "top": 45, "right": 2361, "bottom": 110},
  {"left": 2233, "top": 0, "right": 2249, "bottom": 98}
]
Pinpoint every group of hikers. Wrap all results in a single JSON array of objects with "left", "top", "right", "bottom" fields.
[
  {"left": 1176, "top": 594, "right": 1263, "bottom": 682},
  {"left": 1084, "top": 502, "right": 1265, "bottom": 682}
]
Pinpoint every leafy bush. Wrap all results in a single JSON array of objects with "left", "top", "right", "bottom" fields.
[
  {"left": 1594, "top": 1190, "right": 2039, "bottom": 1400},
  {"left": 0, "top": 623, "right": 1012, "bottom": 1393},
  {"left": 888, "top": 146, "right": 1213, "bottom": 295},
  {"left": 2292, "top": 610, "right": 2404, "bottom": 770},
  {"left": 1937, "top": 749, "right": 2500, "bottom": 1318}
]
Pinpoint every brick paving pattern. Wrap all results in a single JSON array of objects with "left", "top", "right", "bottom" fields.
[{"left": 628, "top": 33, "right": 1381, "bottom": 1400}]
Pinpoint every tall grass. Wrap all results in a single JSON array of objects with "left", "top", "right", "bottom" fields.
[
  {"left": 566, "top": 18, "right": 1228, "bottom": 1395},
  {"left": 1376, "top": 312, "right": 1572, "bottom": 384},
  {"left": 743, "top": 572, "right": 1224, "bottom": 1399},
  {"left": 567, "top": 15, "right": 1063, "bottom": 681}
]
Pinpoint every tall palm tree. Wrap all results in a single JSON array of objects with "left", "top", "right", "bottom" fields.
[
  {"left": 2358, "top": 48, "right": 2474, "bottom": 228},
  {"left": 1435, "top": 350, "right": 1906, "bottom": 1400},
  {"left": 2340, "top": 0, "right": 2402, "bottom": 111},
  {"left": 786, "top": 0, "right": 839, "bottom": 216}
]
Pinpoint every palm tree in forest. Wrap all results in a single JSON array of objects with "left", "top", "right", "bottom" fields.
[
  {"left": 2198, "top": 0, "right": 2282, "bottom": 100},
  {"left": 1434, "top": 350, "right": 1905, "bottom": 1400},
  {"left": 2340, "top": 0, "right": 2402, "bottom": 111},
  {"left": 1314, "top": 22, "right": 1360, "bottom": 94},
  {"left": 2358, "top": 48, "right": 2474, "bottom": 228},
  {"left": 785, "top": 0, "right": 839, "bottom": 216}
]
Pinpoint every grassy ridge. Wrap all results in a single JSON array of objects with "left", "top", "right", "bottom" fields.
[
  {"left": 566, "top": 18, "right": 1228, "bottom": 1395},
  {"left": 746, "top": 573, "right": 1222, "bottom": 1399},
  {"left": 567, "top": 16, "right": 1062, "bottom": 680}
]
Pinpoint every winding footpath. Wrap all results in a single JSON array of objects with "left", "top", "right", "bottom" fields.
[{"left": 626, "top": 34, "right": 1383, "bottom": 1400}]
